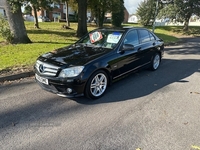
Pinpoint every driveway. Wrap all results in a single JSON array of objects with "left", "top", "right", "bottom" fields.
[{"left": 0, "top": 37, "right": 200, "bottom": 150}]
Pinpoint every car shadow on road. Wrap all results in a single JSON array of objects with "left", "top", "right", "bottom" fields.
[
  {"left": 74, "top": 59, "right": 200, "bottom": 104},
  {"left": 73, "top": 44, "right": 200, "bottom": 104},
  {"left": 1, "top": 57, "right": 199, "bottom": 132},
  {"left": 0, "top": 43, "right": 200, "bottom": 134},
  {"left": 1, "top": 38, "right": 200, "bottom": 150}
]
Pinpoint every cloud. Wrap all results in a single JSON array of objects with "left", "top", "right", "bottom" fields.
[{"left": 124, "top": 0, "right": 143, "bottom": 14}]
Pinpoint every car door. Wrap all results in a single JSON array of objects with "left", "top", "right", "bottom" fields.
[
  {"left": 116, "top": 29, "right": 144, "bottom": 76},
  {"left": 138, "top": 29, "right": 157, "bottom": 65}
]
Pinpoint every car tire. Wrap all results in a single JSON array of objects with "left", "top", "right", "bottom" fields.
[
  {"left": 85, "top": 70, "right": 108, "bottom": 99},
  {"left": 151, "top": 53, "right": 160, "bottom": 71}
]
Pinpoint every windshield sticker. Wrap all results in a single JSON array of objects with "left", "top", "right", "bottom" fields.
[
  {"left": 89, "top": 31, "right": 103, "bottom": 43},
  {"left": 107, "top": 32, "right": 122, "bottom": 44}
]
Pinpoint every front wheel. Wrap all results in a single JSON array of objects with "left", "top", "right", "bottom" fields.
[
  {"left": 151, "top": 53, "right": 160, "bottom": 71},
  {"left": 85, "top": 70, "right": 108, "bottom": 99}
]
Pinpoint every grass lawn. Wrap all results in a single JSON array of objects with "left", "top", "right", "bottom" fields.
[{"left": 0, "top": 22, "right": 197, "bottom": 74}]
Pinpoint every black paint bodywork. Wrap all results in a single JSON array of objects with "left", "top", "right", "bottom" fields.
[{"left": 34, "top": 27, "right": 164, "bottom": 97}]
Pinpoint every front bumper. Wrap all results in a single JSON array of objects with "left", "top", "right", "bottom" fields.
[{"left": 35, "top": 73, "right": 86, "bottom": 97}]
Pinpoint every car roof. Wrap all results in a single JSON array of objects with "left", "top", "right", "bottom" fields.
[
  {"left": 123, "top": 26, "right": 150, "bottom": 30},
  {"left": 91, "top": 27, "right": 154, "bottom": 36},
  {"left": 96, "top": 26, "right": 150, "bottom": 31}
]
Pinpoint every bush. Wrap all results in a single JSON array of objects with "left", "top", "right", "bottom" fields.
[{"left": 0, "top": 15, "right": 13, "bottom": 43}]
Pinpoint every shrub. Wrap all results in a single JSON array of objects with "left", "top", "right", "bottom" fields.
[{"left": 0, "top": 15, "right": 13, "bottom": 43}]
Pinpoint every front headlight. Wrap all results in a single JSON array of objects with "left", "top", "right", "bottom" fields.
[{"left": 59, "top": 66, "right": 84, "bottom": 78}]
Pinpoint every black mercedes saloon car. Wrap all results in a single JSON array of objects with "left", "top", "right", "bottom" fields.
[{"left": 34, "top": 27, "right": 164, "bottom": 99}]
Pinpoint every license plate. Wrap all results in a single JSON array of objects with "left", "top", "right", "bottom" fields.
[{"left": 35, "top": 74, "right": 49, "bottom": 85}]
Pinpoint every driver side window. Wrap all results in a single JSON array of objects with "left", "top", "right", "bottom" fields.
[{"left": 124, "top": 30, "right": 139, "bottom": 46}]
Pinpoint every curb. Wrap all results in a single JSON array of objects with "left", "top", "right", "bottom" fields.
[{"left": 0, "top": 71, "right": 34, "bottom": 83}]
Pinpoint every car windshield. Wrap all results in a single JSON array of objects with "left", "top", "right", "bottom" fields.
[{"left": 77, "top": 29, "right": 125, "bottom": 49}]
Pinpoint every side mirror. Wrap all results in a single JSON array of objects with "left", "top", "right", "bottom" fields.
[{"left": 122, "top": 44, "right": 134, "bottom": 51}]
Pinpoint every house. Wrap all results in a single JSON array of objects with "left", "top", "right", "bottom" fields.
[
  {"left": 104, "top": 12, "right": 111, "bottom": 23},
  {"left": 33, "top": 3, "right": 135, "bottom": 24},
  {"left": 0, "top": 1, "right": 6, "bottom": 17},
  {"left": 123, "top": 8, "right": 139, "bottom": 24},
  {"left": 33, "top": 2, "right": 76, "bottom": 22},
  {"left": 123, "top": 8, "right": 129, "bottom": 23},
  {"left": 128, "top": 14, "right": 138, "bottom": 23},
  {"left": 103, "top": 7, "right": 130, "bottom": 23}
]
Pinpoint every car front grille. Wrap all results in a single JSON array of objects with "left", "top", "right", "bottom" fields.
[{"left": 35, "top": 60, "right": 60, "bottom": 76}]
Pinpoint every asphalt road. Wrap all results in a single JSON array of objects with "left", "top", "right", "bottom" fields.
[{"left": 0, "top": 37, "right": 200, "bottom": 150}]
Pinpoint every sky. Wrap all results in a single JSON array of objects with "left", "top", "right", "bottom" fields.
[{"left": 124, "top": 0, "right": 143, "bottom": 14}]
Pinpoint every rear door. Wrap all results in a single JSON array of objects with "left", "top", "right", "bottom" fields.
[
  {"left": 138, "top": 29, "right": 157, "bottom": 65},
  {"left": 116, "top": 29, "right": 144, "bottom": 76}
]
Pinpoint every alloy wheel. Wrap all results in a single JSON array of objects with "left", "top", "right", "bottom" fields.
[{"left": 90, "top": 73, "right": 107, "bottom": 97}]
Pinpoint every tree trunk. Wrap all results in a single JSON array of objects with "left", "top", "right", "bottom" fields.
[
  {"left": 65, "top": 1, "right": 70, "bottom": 27},
  {"left": 3, "top": 0, "right": 31, "bottom": 44},
  {"left": 32, "top": 5, "right": 39, "bottom": 29},
  {"left": 97, "top": 9, "right": 104, "bottom": 28},
  {"left": 183, "top": 16, "right": 190, "bottom": 31},
  {"left": 76, "top": 0, "right": 88, "bottom": 37},
  {"left": 94, "top": 7, "right": 104, "bottom": 27}
]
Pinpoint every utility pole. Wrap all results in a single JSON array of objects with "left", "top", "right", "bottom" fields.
[
  {"left": 152, "top": 0, "right": 171, "bottom": 32},
  {"left": 152, "top": 0, "right": 159, "bottom": 33}
]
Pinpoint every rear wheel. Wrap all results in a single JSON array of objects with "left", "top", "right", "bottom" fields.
[
  {"left": 85, "top": 70, "right": 108, "bottom": 99},
  {"left": 151, "top": 53, "right": 160, "bottom": 71}
]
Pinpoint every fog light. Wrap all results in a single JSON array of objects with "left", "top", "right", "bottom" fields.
[{"left": 67, "top": 88, "right": 72, "bottom": 94}]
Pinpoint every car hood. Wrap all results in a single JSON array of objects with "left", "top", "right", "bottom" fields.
[{"left": 38, "top": 44, "right": 112, "bottom": 67}]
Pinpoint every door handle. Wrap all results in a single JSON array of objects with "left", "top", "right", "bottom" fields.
[{"left": 138, "top": 47, "right": 142, "bottom": 51}]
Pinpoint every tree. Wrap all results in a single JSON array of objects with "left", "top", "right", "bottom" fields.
[
  {"left": 23, "top": 4, "right": 32, "bottom": 15},
  {"left": 32, "top": 3, "right": 39, "bottom": 28},
  {"left": 157, "top": 3, "right": 177, "bottom": 21},
  {"left": 158, "top": 0, "right": 200, "bottom": 31},
  {"left": 29, "top": 0, "right": 53, "bottom": 29},
  {"left": 88, "top": 0, "right": 110, "bottom": 27},
  {"left": 111, "top": 0, "right": 124, "bottom": 27},
  {"left": 137, "top": 0, "right": 162, "bottom": 26},
  {"left": 63, "top": 0, "right": 78, "bottom": 27},
  {"left": 174, "top": 0, "right": 200, "bottom": 31},
  {"left": 64, "top": 1, "right": 70, "bottom": 26},
  {"left": 88, "top": 0, "right": 125, "bottom": 27},
  {"left": 3, "top": 0, "right": 31, "bottom": 43},
  {"left": 61, "top": 0, "right": 77, "bottom": 27},
  {"left": 76, "top": 0, "right": 88, "bottom": 37},
  {"left": 54, "top": 0, "right": 77, "bottom": 27}
]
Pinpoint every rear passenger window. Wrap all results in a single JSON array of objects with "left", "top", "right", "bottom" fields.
[
  {"left": 138, "top": 29, "right": 150, "bottom": 43},
  {"left": 149, "top": 32, "right": 155, "bottom": 41}
]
